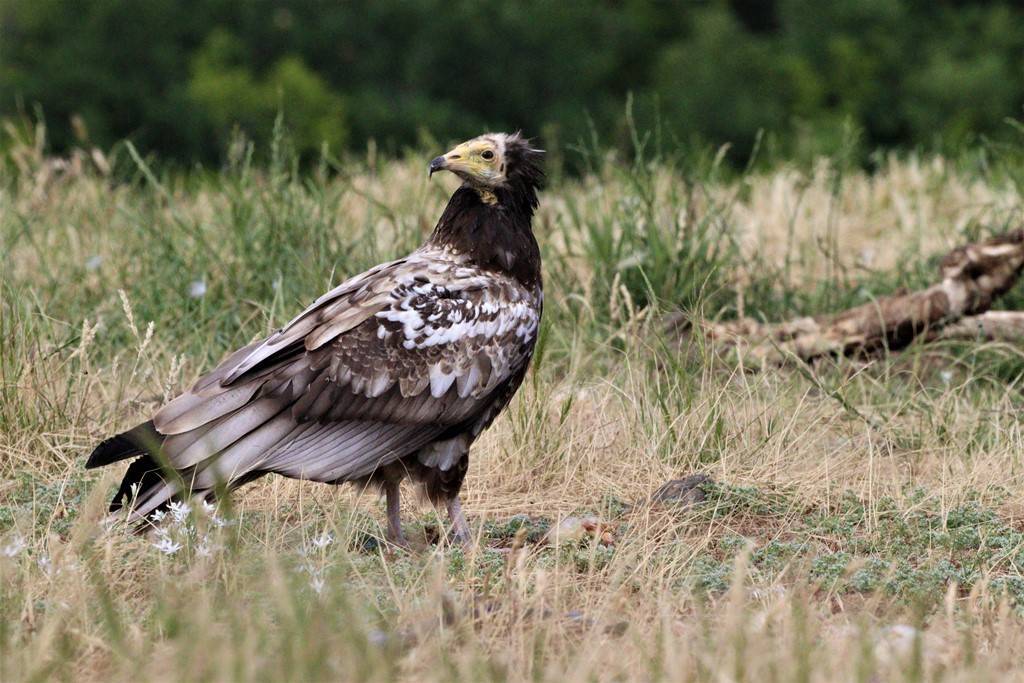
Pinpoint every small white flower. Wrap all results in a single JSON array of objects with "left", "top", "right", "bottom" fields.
[
  {"left": 37, "top": 555, "right": 55, "bottom": 575},
  {"left": 150, "top": 509, "right": 167, "bottom": 523},
  {"left": 197, "top": 501, "right": 231, "bottom": 527},
  {"left": 312, "top": 532, "right": 334, "bottom": 549},
  {"left": 195, "top": 535, "right": 220, "bottom": 558},
  {"left": 2, "top": 536, "right": 26, "bottom": 558},
  {"left": 168, "top": 500, "right": 192, "bottom": 524},
  {"left": 188, "top": 280, "right": 207, "bottom": 298},
  {"left": 85, "top": 255, "right": 103, "bottom": 271},
  {"left": 310, "top": 576, "right": 326, "bottom": 595},
  {"left": 153, "top": 537, "right": 183, "bottom": 554},
  {"left": 940, "top": 370, "right": 953, "bottom": 384}
]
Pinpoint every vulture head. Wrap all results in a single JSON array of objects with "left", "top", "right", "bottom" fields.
[{"left": 429, "top": 132, "right": 544, "bottom": 197}]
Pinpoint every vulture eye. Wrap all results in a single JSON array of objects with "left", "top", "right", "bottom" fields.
[{"left": 481, "top": 150, "right": 495, "bottom": 161}]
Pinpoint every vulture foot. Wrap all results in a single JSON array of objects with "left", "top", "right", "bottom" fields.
[
  {"left": 446, "top": 496, "right": 473, "bottom": 547},
  {"left": 385, "top": 481, "right": 409, "bottom": 549}
]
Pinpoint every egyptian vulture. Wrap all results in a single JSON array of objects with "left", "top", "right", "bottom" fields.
[{"left": 86, "top": 132, "right": 544, "bottom": 546}]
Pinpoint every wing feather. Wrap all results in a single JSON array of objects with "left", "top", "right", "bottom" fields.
[
  {"left": 192, "top": 410, "right": 297, "bottom": 488},
  {"left": 155, "top": 379, "right": 263, "bottom": 435},
  {"left": 218, "top": 259, "right": 407, "bottom": 385},
  {"left": 172, "top": 398, "right": 284, "bottom": 468},
  {"left": 264, "top": 421, "right": 437, "bottom": 481},
  {"left": 292, "top": 374, "right": 336, "bottom": 421}
]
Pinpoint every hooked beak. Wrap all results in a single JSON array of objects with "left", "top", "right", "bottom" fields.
[{"left": 428, "top": 155, "right": 447, "bottom": 178}]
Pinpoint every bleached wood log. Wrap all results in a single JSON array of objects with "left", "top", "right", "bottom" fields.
[
  {"left": 933, "top": 310, "right": 1024, "bottom": 342},
  {"left": 668, "top": 230, "right": 1024, "bottom": 364}
]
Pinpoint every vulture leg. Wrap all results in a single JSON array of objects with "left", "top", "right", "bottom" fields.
[
  {"left": 384, "top": 481, "right": 408, "bottom": 548},
  {"left": 446, "top": 496, "right": 472, "bottom": 546}
]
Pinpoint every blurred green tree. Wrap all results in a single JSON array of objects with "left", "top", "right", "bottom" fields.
[
  {"left": 2, "top": 0, "right": 1024, "bottom": 166},
  {"left": 187, "top": 30, "right": 346, "bottom": 157}
]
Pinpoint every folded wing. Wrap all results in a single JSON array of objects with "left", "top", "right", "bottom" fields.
[{"left": 111, "top": 250, "right": 540, "bottom": 519}]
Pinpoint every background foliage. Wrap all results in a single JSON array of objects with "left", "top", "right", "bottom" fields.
[{"left": 3, "top": 0, "right": 1024, "bottom": 166}]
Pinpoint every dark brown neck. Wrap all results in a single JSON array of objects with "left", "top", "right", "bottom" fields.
[{"left": 428, "top": 185, "right": 542, "bottom": 290}]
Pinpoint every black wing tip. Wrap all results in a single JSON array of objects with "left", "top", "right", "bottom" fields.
[
  {"left": 86, "top": 434, "right": 135, "bottom": 469},
  {"left": 107, "top": 452, "right": 165, "bottom": 513},
  {"left": 85, "top": 420, "right": 160, "bottom": 469}
]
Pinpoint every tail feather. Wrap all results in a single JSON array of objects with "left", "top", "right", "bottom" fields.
[
  {"left": 89, "top": 410, "right": 285, "bottom": 524},
  {"left": 87, "top": 420, "right": 177, "bottom": 520},
  {"left": 86, "top": 421, "right": 162, "bottom": 469}
]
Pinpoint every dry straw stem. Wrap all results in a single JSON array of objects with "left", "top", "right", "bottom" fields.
[{"left": 671, "top": 229, "right": 1024, "bottom": 364}]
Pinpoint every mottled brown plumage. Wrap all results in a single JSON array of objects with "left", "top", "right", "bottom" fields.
[{"left": 87, "top": 132, "right": 544, "bottom": 545}]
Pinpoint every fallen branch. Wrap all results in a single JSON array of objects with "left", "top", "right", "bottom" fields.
[
  {"left": 668, "top": 229, "right": 1024, "bottom": 364},
  {"left": 932, "top": 310, "right": 1024, "bottom": 342}
]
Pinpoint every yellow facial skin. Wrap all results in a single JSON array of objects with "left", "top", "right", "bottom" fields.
[{"left": 429, "top": 135, "right": 508, "bottom": 188}]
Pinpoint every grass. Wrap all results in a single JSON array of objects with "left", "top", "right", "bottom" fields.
[{"left": 5, "top": 126, "right": 1024, "bottom": 680}]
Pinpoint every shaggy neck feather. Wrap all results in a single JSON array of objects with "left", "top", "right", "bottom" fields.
[{"left": 428, "top": 171, "right": 542, "bottom": 289}]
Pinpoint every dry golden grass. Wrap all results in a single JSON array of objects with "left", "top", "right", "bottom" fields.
[{"left": 5, "top": 136, "right": 1024, "bottom": 681}]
